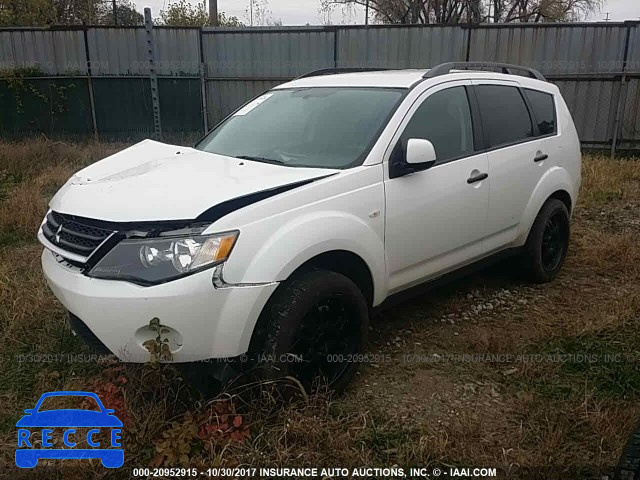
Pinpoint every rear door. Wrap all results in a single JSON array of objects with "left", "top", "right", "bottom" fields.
[
  {"left": 471, "top": 80, "right": 549, "bottom": 252},
  {"left": 384, "top": 82, "right": 489, "bottom": 293}
]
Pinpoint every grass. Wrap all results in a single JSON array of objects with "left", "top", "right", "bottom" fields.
[{"left": 0, "top": 139, "right": 639, "bottom": 478}]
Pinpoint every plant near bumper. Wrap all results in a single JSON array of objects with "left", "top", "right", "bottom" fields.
[{"left": 143, "top": 318, "right": 174, "bottom": 363}]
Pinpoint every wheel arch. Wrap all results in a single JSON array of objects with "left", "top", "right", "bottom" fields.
[
  {"left": 516, "top": 167, "right": 576, "bottom": 246},
  {"left": 222, "top": 210, "right": 387, "bottom": 305},
  {"left": 549, "top": 189, "right": 572, "bottom": 215},
  {"left": 287, "top": 249, "right": 375, "bottom": 308}
]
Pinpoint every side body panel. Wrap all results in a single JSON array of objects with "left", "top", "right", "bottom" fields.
[{"left": 208, "top": 165, "right": 389, "bottom": 305}]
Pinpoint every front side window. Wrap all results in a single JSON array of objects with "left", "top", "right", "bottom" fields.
[
  {"left": 196, "top": 87, "right": 405, "bottom": 169},
  {"left": 524, "top": 88, "right": 557, "bottom": 136},
  {"left": 475, "top": 85, "right": 534, "bottom": 148},
  {"left": 400, "top": 86, "right": 475, "bottom": 164}
]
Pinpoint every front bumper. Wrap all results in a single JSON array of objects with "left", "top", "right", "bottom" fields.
[{"left": 41, "top": 249, "right": 278, "bottom": 363}]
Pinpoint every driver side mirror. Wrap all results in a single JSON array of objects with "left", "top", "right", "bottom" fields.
[{"left": 406, "top": 138, "right": 437, "bottom": 168}]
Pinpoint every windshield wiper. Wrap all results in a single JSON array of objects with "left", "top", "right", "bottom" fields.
[{"left": 235, "top": 155, "right": 286, "bottom": 165}]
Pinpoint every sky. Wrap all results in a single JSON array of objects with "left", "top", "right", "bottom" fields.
[{"left": 136, "top": 0, "right": 640, "bottom": 25}]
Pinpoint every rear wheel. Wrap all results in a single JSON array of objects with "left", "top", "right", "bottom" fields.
[
  {"left": 521, "top": 198, "right": 570, "bottom": 283},
  {"left": 248, "top": 269, "right": 369, "bottom": 394}
]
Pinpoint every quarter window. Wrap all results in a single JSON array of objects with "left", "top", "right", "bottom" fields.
[
  {"left": 524, "top": 89, "right": 557, "bottom": 136},
  {"left": 400, "top": 86, "right": 475, "bottom": 164},
  {"left": 475, "top": 85, "right": 534, "bottom": 148}
]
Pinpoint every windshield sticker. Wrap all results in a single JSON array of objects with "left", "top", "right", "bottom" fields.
[{"left": 233, "top": 93, "right": 274, "bottom": 116}]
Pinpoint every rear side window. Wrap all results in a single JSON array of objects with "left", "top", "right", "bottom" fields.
[
  {"left": 475, "top": 85, "right": 534, "bottom": 148},
  {"left": 400, "top": 86, "right": 475, "bottom": 163},
  {"left": 524, "top": 89, "right": 557, "bottom": 136}
]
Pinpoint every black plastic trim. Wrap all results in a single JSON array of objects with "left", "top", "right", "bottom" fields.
[
  {"left": 467, "top": 172, "right": 489, "bottom": 184},
  {"left": 296, "top": 67, "right": 390, "bottom": 79},
  {"left": 424, "top": 62, "right": 546, "bottom": 81},
  {"left": 374, "top": 247, "right": 522, "bottom": 313},
  {"left": 68, "top": 311, "right": 112, "bottom": 355}
]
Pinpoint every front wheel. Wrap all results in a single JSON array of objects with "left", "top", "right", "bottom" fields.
[
  {"left": 521, "top": 198, "right": 570, "bottom": 283},
  {"left": 249, "top": 269, "right": 369, "bottom": 394}
]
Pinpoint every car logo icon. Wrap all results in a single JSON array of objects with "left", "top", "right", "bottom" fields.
[
  {"left": 54, "top": 224, "right": 63, "bottom": 244},
  {"left": 15, "top": 391, "right": 124, "bottom": 468}
]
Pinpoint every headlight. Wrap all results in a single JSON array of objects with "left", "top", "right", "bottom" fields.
[{"left": 88, "top": 230, "right": 239, "bottom": 285}]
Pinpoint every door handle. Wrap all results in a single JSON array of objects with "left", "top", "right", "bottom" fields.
[
  {"left": 534, "top": 152, "right": 549, "bottom": 162},
  {"left": 467, "top": 172, "right": 488, "bottom": 184}
]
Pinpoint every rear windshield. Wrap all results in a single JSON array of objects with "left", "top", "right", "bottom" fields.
[{"left": 196, "top": 87, "right": 405, "bottom": 169}]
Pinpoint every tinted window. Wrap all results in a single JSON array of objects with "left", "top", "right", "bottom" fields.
[
  {"left": 401, "top": 86, "right": 475, "bottom": 163},
  {"left": 524, "top": 89, "right": 557, "bottom": 136},
  {"left": 475, "top": 85, "right": 534, "bottom": 148}
]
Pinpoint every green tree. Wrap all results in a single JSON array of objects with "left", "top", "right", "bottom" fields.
[
  {"left": 0, "top": 0, "right": 144, "bottom": 26},
  {"left": 0, "top": 0, "right": 56, "bottom": 26},
  {"left": 99, "top": 0, "right": 144, "bottom": 26},
  {"left": 158, "top": 0, "right": 243, "bottom": 27}
]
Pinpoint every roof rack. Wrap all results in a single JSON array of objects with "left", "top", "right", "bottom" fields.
[
  {"left": 296, "top": 67, "right": 388, "bottom": 79},
  {"left": 423, "top": 62, "right": 546, "bottom": 81}
]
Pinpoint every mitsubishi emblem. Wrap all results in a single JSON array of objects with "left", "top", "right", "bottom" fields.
[{"left": 55, "top": 224, "right": 63, "bottom": 244}]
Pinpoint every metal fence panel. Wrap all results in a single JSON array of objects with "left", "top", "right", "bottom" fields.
[
  {"left": 158, "top": 78, "right": 202, "bottom": 132},
  {"left": 553, "top": 79, "right": 617, "bottom": 144},
  {"left": 155, "top": 28, "right": 201, "bottom": 76},
  {"left": 92, "top": 77, "right": 154, "bottom": 134},
  {"left": 469, "top": 24, "right": 628, "bottom": 75},
  {"left": 0, "top": 78, "right": 92, "bottom": 136},
  {"left": 0, "top": 30, "right": 87, "bottom": 74},
  {"left": 89, "top": 27, "right": 202, "bottom": 77},
  {"left": 87, "top": 28, "right": 149, "bottom": 76},
  {"left": 336, "top": 26, "right": 467, "bottom": 69},
  {"left": 206, "top": 79, "right": 283, "bottom": 125},
  {"left": 621, "top": 78, "right": 640, "bottom": 144},
  {"left": 626, "top": 24, "right": 640, "bottom": 74},
  {"left": 202, "top": 29, "right": 334, "bottom": 78}
]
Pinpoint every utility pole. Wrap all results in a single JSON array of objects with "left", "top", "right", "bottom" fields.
[
  {"left": 604, "top": 12, "right": 610, "bottom": 22},
  {"left": 112, "top": 0, "right": 117, "bottom": 25},
  {"left": 365, "top": 0, "right": 369, "bottom": 25},
  {"left": 209, "top": 0, "right": 219, "bottom": 26}
]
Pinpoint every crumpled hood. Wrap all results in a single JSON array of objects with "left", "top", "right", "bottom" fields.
[{"left": 49, "top": 140, "right": 337, "bottom": 222}]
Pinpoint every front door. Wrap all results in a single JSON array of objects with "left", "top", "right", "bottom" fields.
[{"left": 384, "top": 82, "right": 489, "bottom": 294}]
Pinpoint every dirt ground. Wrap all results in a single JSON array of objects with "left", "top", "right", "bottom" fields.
[{"left": 0, "top": 140, "right": 639, "bottom": 479}]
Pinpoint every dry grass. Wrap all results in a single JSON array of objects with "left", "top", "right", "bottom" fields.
[{"left": 0, "top": 144, "right": 639, "bottom": 479}]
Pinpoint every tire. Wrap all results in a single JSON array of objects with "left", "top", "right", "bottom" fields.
[
  {"left": 614, "top": 425, "right": 640, "bottom": 480},
  {"left": 521, "top": 198, "right": 570, "bottom": 283},
  {"left": 248, "top": 269, "right": 369, "bottom": 394}
]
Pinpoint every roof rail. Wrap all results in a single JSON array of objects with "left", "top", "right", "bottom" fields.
[
  {"left": 423, "top": 62, "right": 546, "bottom": 81},
  {"left": 296, "top": 67, "right": 389, "bottom": 79}
]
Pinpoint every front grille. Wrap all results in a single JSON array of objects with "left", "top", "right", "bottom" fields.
[{"left": 42, "top": 211, "right": 115, "bottom": 259}]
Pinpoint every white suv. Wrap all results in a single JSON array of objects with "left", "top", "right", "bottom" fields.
[{"left": 39, "top": 62, "right": 581, "bottom": 392}]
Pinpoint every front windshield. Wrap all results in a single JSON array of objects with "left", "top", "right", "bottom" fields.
[{"left": 196, "top": 87, "right": 405, "bottom": 169}]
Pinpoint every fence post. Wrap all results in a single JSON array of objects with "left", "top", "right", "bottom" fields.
[
  {"left": 610, "top": 22, "right": 633, "bottom": 159},
  {"left": 83, "top": 28, "right": 99, "bottom": 139},
  {"left": 199, "top": 28, "right": 209, "bottom": 134},
  {"left": 333, "top": 27, "right": 339, "bottom": 69},
  {"left": 144, "top": 8, "right": 162, "bottom": 140}
]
